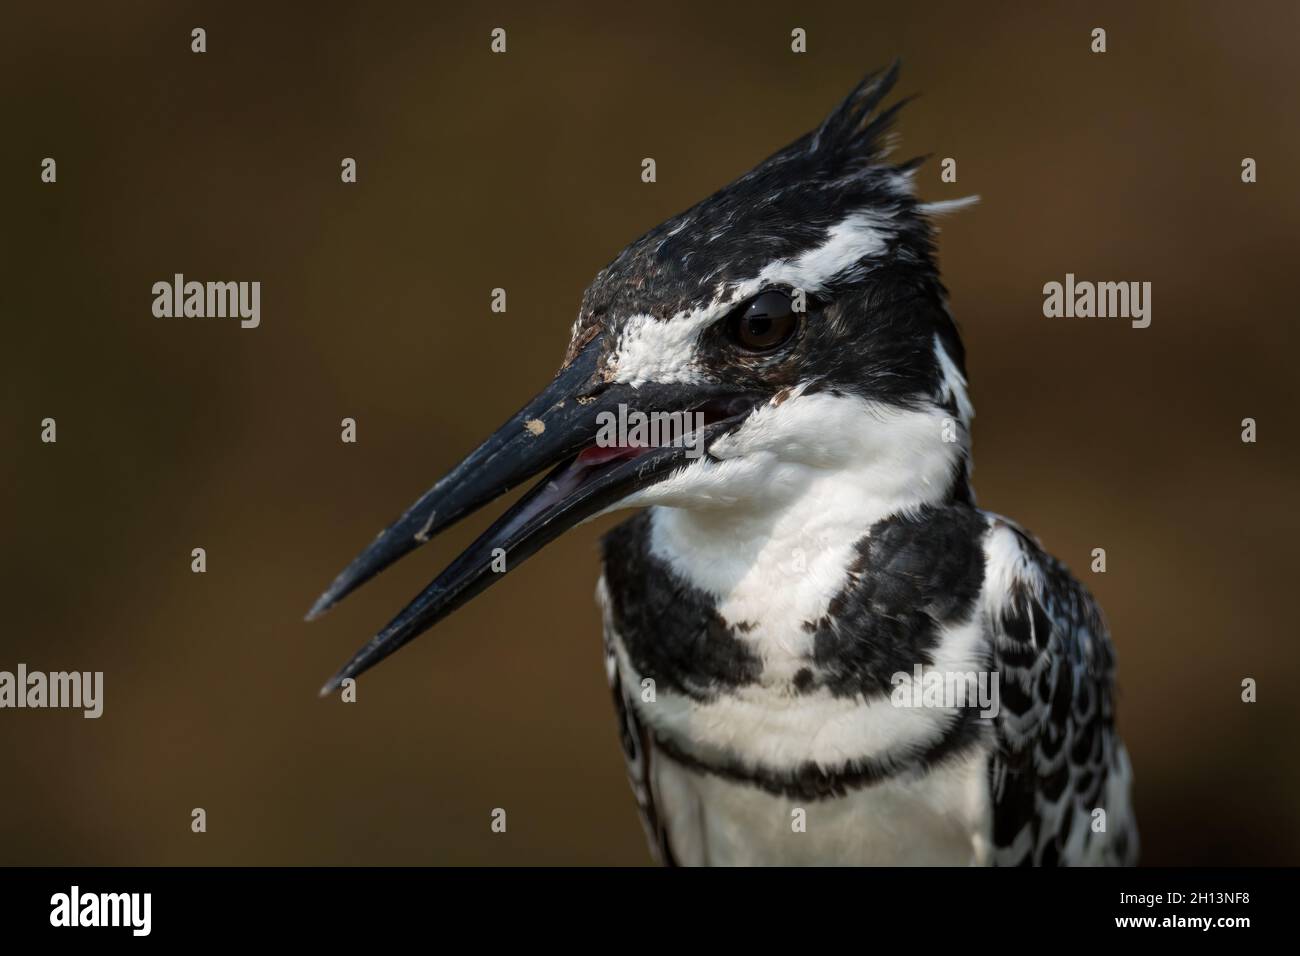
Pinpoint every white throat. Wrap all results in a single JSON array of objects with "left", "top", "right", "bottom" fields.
[{"left": 620, "top": 390, "right": 966, "bottom": 645}]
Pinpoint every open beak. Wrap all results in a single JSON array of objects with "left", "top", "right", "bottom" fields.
[{"left": 308, "top": 339, "right": 756, "bottom": 694}]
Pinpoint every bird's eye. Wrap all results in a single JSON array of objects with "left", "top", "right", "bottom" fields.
[{"left": 728, "top": 290, "right": 799, "bottom": 352}]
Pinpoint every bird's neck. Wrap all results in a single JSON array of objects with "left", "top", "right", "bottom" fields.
[{"left": 647, "top": 432, "right": 969, "bottom": 640}]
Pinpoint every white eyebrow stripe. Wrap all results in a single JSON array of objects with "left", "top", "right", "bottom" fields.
[
  {"left": 608, "top": 210, "right": 897, "bottom": 386},
  {"left": 738, "top": 209, "right": 896, "bottom": 298}
]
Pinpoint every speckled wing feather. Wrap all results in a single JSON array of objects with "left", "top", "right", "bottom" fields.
[{"left": 983, "top": 518, "right": 1138, "bottom": 866}]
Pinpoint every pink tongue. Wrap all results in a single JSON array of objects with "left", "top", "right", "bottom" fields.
[{"left": 575, "top": 442, "right": 647, "bottom": 467}]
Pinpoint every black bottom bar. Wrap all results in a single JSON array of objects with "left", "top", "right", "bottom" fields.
[{"left": 0, "top": 866, "right": 1286, "bottom": 940}]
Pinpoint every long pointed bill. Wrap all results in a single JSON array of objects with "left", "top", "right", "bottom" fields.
[
  {"left": 308, "top": 341, "right": 609, "bottom": 620},
  {"left": 309, "top": 339, "right": 758, "bottom": 692}
]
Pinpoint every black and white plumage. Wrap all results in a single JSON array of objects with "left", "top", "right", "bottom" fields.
[
  {"left": 309, "top": 63, "right": 1137, "bottom": 866},
  {"left": 601, "top": 509, "right": 1135, "bottom": 865}
]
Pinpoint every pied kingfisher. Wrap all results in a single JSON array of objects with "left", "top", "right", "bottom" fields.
[{"left": 308, "top": 63, "right": 1138, "bottom": 866}]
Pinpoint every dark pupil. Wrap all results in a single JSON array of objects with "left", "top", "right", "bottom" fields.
[{"left": 738, "top": 291, "right": 794, "bottom": 349}]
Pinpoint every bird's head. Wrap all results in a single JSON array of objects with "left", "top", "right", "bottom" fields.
[{"left": 309, "top": 62, "right": 977, "bottom": 692}]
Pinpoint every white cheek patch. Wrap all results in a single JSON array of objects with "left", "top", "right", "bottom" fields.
[{"left": 607, "top": 209, "right": 897, "bottom": 387}]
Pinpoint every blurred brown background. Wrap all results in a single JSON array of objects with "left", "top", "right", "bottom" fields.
[{"left": 2, "top": 0, "right": 1297, "bottom": 865}]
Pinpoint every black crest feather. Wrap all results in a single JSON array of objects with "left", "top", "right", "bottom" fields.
[{"left": 810, "top": 60, "right": 906, "bottom": 160}]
